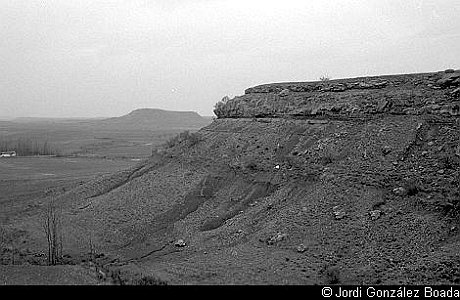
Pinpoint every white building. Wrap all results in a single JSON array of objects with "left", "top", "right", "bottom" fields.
[{"left": 0, "top": 151, "right": 17, "bottom": 158}]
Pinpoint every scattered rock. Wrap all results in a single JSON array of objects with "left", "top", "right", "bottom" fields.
[
  {"left": 369, "top": 210, "right": 382, "bottom": 221},
  {"left": 332, "top": 205, "right": 346, "bottom": 220},
  {"left": 175, "top": 239, "right": 186, "bottom": 247},
  {"left": 451, "top": 87, "right": 460, "bottom": 96},
  {"left": 296, "top": 244, "right": 307, "bottom": 253},
  {"left": 428, "top": 141, "right": 434, "bottom": 146},
  {"left": 266, "top": 232, "right": 288, "bottom": 245},
  {"left": 436, "top": 73, "right": 460, "bottom": 87},
  {"left": 393, "top": 187, "right": 406, "bottom": 196},
  {"left": 98, "top": 270, "right": 106, "bottom": 279},
  {"left": 279, "top": 89, "right": 290, "bottom": 97},
  {"left": 381, "top": 146, "right": 392, "bottom": 155}
]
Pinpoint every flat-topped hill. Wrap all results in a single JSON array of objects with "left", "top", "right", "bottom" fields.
[
  {"left": 214, "top": 69, "right": 460, "bottom": 119},
  {"left": 99, "top": 108, "right": 211, "bottom": 130}
]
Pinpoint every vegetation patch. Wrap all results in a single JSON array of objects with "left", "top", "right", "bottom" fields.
[
  {"left": 321, "top": 265, "right": 341, "bottom": 284},
  {"left": 404, "top": 179, "right": 420, "bottom": 197},
  {"left": 0, "top": 137, "right": 60, "bottom": 156},
  {"left": 165, "top": 131, "right": 202, "bottom": 149}
]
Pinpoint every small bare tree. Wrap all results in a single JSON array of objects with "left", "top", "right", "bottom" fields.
[
  {"left": 0, "top": 227, "right": 6, "bottom": 264},
  {"left": 42, "top": 201, "right": 63, "bottom": 265},
  {"left": 0, "top": 227, "right": 16, "bottom": 265},
  {"left": 319, "top": 74, "right": 331, "bottom": 82},
  {"left": 88, "top": 231, "right": 95, "bottom": 262}
]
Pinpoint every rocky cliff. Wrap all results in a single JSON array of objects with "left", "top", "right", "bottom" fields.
[{"left": 214, "top": 69, "right": 460, "bottom": 119}]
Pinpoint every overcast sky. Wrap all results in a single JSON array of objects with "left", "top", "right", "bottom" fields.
[{"left": 0, "top": 0, "right": 459, "bottom": 118}]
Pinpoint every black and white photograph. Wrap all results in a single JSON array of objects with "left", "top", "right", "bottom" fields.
[{"left": 0, "top": 0, "right": 459, "bottom": 289}]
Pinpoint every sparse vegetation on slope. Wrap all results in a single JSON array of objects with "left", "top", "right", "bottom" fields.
[
  {"left": 165, "top": 131, "right": 202, "bottom": 149},
  {"left": 3, "top": 69, "right": 460, "bottom": 285}
]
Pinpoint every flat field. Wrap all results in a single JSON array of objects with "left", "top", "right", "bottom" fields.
[
  {"left": 0, "top": 121, "right": 185, "bottom": 158},
  {"left": 0, "top": 156, "right": 136, "bottom": 224},
  {"left": 0, "top": 116, "right": 208, "bottom": 284}
]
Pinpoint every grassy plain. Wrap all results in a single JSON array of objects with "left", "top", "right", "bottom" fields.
[{"left": 0, "top": 114, "right": 211, "bottom": 284}]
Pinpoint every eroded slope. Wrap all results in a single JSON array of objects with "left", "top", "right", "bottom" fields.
[{"left": 11, "top": 70, "right": 460, "bottom": 284}]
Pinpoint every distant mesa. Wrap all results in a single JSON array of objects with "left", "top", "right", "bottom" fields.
[
  {"left": 2, "top": 108, "right": 212, "bottom": 131},
  {"left": 99, "top": 108, "right": 212, "bottom": 130}
]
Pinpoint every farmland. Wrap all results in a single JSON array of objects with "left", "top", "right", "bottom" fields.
[
  {"left": 0, "top": 156, "right": 136, "bottom": 224},
  {"left": 0, "top": 109, "right": 212, "bottom": 224},
  {"left": 0, "top": 110, "right": 212, "bottom": 284}
]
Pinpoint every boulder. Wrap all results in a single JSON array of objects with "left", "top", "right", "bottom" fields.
[
  {"left": 296, "top": 244, "right": 307, "bottom": 253},
  {"left": 393, "top": 187, "right": 406, "bottom": 196},
  {"left": 332, "top": 205, "right": 346, "bottom": 220},
  {"left": 369, "top": 210, "right": 382, "bottom": 221},
  {"left": 175, "top": 239, "right": 186, "bottom": 247},
  {"left": 279, "top": 89, "right": 290, "bottom": 97},
  {"left": 266, "top": 232, "right": 288, "bottom": 245}
]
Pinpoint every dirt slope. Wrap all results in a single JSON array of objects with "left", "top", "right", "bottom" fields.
[{"left": 11, "top": 70, "right": 460, "bottom": 285}]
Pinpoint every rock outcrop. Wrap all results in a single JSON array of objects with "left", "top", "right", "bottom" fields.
[{"left": 214, "top": 69, "right": 460, "bottom": 119}]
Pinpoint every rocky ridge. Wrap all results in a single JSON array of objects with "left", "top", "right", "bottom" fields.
[{"left": 214, "top": 69, "right": 460, "bottom": 119}]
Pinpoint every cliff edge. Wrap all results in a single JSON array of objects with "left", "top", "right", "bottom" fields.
[{"left": 214, "top": 69, "right": 460, "bottom": 119}]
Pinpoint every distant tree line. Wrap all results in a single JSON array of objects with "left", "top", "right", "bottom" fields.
[{"left": 0, "top": 137, "right": 60, "bottom": 156}]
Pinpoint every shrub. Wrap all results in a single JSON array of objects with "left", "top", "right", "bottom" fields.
[
  {"left": 404, "top": 180, "right": 419, "bottom": 196},
  {"left": 244, "top": 159, "right": 258, "bottom": 170},
  {"left": 441, "top": 153, "right": 457, "bottom": 170},
  {"left": 450, "top": 179, "right": 460, "bottom": 215},
  {"left": 319, "top": 149, "right": 336, "bottom": 165},
  {"left": 106, "top": 270, "right": 168, "bottom": 285},
  {"left": 165, "top": 131, "right": 201, "bottom": 149},
  {"left": 319, "top": 75, "right": 331, "bottom": 82},
  {"left": 132, "top": 275, "right": 168, "bottom": 285},
  {"left": 322, "top": 265, "right": 341, "bottom": 284},
  {"left": 214, "top": 95, "right": 232, "bottom": 118}
]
